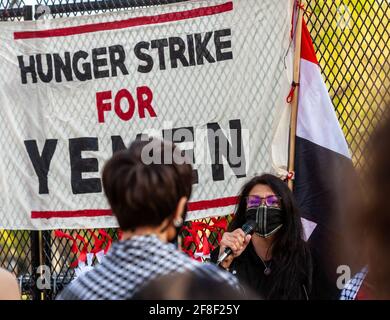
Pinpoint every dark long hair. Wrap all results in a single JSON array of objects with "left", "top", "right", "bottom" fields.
[{"left": 230, "top": 174, "right": 312, "bottom": 300}]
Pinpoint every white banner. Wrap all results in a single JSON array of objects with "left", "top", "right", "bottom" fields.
[{"left": 0, "top": 0, "right": 293, "bottom": 229}]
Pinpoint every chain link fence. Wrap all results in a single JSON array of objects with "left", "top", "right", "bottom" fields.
[
  {"left": 307, "top": 0, "right": 389, "bottom": 170},
  {"left": 0, "top": 0, "right": 389, "bottom": 299}
]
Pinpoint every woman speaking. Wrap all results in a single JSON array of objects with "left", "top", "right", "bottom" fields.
[{"left": 211, "top": 174, "right": 313, "bottom": 300}]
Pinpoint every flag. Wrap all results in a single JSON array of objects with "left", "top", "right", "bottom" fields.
[{"left": 294, "top": 20, "right": 358, "bottom": 299}]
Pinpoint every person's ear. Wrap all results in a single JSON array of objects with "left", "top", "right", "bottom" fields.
[{"left": 173, "top": 197, "right": 188, "bottom": 227}]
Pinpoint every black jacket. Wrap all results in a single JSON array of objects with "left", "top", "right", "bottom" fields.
[{"left": 210, "top": 242, "right": 312, "bottom": 300}]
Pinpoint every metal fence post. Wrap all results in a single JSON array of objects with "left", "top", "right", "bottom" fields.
[
  {"left": 43, "top": 231, "right": 52, "bottom": 300},
  {"left": 23, "top": 4, "right": 44, "bottom": 301},
  {"left": 30, "top": 231, "right": 41, "bottom": 300},
  {"left": 23, "top": 5, "right": 33, "bottom": 21}
]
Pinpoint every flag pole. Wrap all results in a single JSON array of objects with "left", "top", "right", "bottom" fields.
[{"left": 288, "top": 0, "right": 305, "bottom": 190}]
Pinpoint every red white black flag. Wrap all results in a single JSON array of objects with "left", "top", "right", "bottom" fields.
[{"left": 294, "top": 20, "right": 356, "bottom": 299}]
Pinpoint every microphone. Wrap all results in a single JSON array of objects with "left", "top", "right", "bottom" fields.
[{"left": 217, "top": 220, "right": 256, "bottom": 266}]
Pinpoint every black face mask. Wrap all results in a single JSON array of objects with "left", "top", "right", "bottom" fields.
[{"left": 245, "top": 205, "right": 284, "bottom": 238}]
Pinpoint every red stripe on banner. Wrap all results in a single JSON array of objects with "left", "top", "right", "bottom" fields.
[
  {"left": 301, "top": 20, "right": 319, "bottom": 65},
  {"left": 14, "top": 1, "right": 233, "bottom": 40},
  {"left": 187, "top": 196, "right": 238, "bottom": 211},
  {"left": 31, "top": 209, "right": 112, "bottom": 219},
  {"left": 31, "top": 196, "right": 238, "bottom": 219}
]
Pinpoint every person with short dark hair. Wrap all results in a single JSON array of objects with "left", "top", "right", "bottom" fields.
[
  {"left": 57, "top": 139, "right": 238, "bottom": 300},
  {"left": 102, "top": 139, "right": 193, "bottom": 233}
]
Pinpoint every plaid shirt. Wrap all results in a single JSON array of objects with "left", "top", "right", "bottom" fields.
[
  {"left": 56, "top": 235, "right": 238, "bottom": 300},
  {"left": 340, "top": 266, "right": 368, "bottom": 300}
]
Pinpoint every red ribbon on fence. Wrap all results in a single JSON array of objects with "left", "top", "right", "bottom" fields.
[
  {"left": 74, "top": 233, "right": 88, "bottom": 266},
  {"left": 87, "top": 229, "right": 103, "bottom": 254},
  {"left": 296, "top": 0, "right": 305, "bottom": 11},
  {"left": 98, "top": 229, "right": 113, "bottom": 254},
  {"left": 285, "top": 171, "right": 295, "bottom": 181},
  {"left": 54, "top": 230, "right": 78, "bottom": 255},
  {"left": 182, "top": 216, "right": 229, "bottom": 260},
  {"left": 54, "top": 230, "right": 81, "bottom": 267},
  {"left": 86, "top": 229, "right": 112, "bottom": 254},
  {"left": 286, "top": 81, "right": 299, "bottom": 104},
  {"left": 55, "top": 229, "right": 115, "bottom": 268}
]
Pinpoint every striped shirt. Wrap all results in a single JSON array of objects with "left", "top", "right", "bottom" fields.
[
  {"left": 56, "top": 234, "right": 238, "bottom": 300},
  {"left": 340, "top": 267, "right": 368, "bottom": 300}
]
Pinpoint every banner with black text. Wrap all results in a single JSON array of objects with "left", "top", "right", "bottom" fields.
[{"left": 0, "top": 0, "right": 293, "bottom": 229}]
